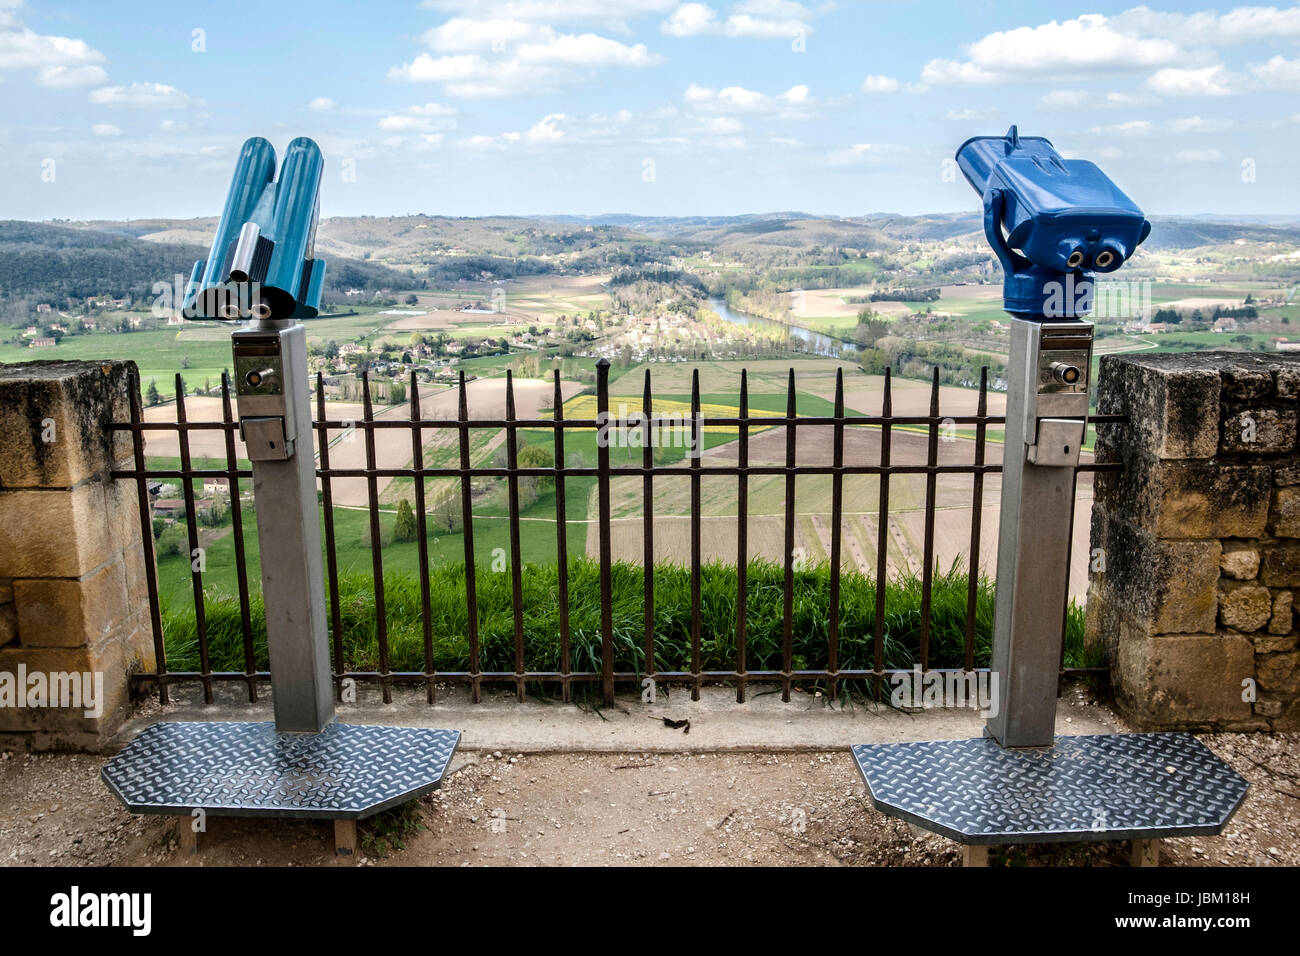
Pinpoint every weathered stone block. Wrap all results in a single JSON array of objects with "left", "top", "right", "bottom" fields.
[
  {"left": 0, "top": 604, "right": 16, "bottom": 647},
  {"left": 0, "top": 478, "right": 136, "bottom": 579},
  {"left": 1220, "top": 545, "right": 1260, "bottom": 580},
  {"left": 1096, "top": 459, "right": 1270, "bottom": 538},
  {"left": 1255, "top": 698, "right": 1285, "bottom": 718},
  {"left": 1274, "top": 462, "right": 1300, "bottom": 486},
  {"left": 1116, "top": 631, "right": 1254, "bottom": 727},
  {"left": 1221, "top": 366, "right": 1274, "bottom": 401},
  {"left": 1256, "top": 650, "right": 1299, "bottom": 696},
  {"left": 1271, "top": 487, "right": 1300, "bottom": 537},
  {"left": 1220, "top": 584, "right": 1272, "bottom": 632},
  {"left": 0, "top": 361, "right": 136, "bottom": 489},
  {"left": 1269, "top": 590, "right": 1294, "bottom": 635},
  {"left": 1221, "top": 406, "right": 1298, "bottom": 455},
  {"left": 1095, "top": 355, "right": 1220, "bottom": 460},
  {"left": 1254, "top": 633, "right": 1298, "bottom": 653},
  {"left": 1262, "top": 544, "right": 1300, "bottom": 586},
  {"left": 1276, "top": 367, "right": 1300, "bottom": 400},
  {"left": 1280, "top": 697, "right": 1300, "bottom": 731},
  {"left": 1089, "top": 510, "right": 1220, "bottom": 633},
  {"left": 12, "top": 558, "right": 128, "bottom": 649}
]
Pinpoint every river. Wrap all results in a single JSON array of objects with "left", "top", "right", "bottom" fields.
[{"left": 707, "top": 297, "right": 857, "bottom": 357}]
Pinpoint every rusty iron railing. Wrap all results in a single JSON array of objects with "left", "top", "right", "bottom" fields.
[{"left": 110, "top": 361, "right": 1123, "bottom": 707}]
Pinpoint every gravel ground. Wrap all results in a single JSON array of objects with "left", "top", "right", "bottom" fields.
[{"left": 0, "top": 732, "right": 1296, "bottom": 867}]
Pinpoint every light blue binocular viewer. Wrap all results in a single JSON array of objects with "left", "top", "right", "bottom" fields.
[
  {"left": 182, "top": 136, "right": 326, "bottom": 322},
  {"left": 956, "top": 126, "right": 1150, "bottom": 318}
]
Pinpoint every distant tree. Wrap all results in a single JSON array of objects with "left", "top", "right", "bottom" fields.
[
  {"left": 145, "top": 379, "right": 161, "bottom": 407},
  {"left": 324, "top": 340, "right": 339, "bottom": 359},
  {"left": 180, "top": 354, "right": 192, "bottom": 369},
  {"left": 394, "top": 499, "right": 418, "bottom": 542},
  {"left": 388, "top": 380, "right": 407, "bottom": 405},
  {"left": 405, "top": 294, "right": 419, "bottom": 305}
]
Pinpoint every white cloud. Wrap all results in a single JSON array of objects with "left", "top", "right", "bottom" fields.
[
  {"left": 861, "top": 74, "right": 898, "bottom": 93},
  {"left": 391, "top": 27, "right": 661, "bottom": 96},
  {"left": 1088, "top": 119, "right": 1153, "bottom": 136},
  {"left": 458, "top": 131, "right": 522, "bottom": 149},
  {"left": 0, "top": 5, "right": 108, "bottom": 87},
  {"left": 661, "top": 2, "right": 717, "bottom": 36},
  {"left": 1249, "top": 55, "right": 1300, "bottom": 91},
  {"left": 308, "top": 96, "right": 336, "bottom": 111},
  {"left": 921, "top": 59, "right": 1000, "bottom": 86},
  {"left": 921, "top": 12, "right": 1182, "bottom": 86},
  {"left": 422, "top": 17, "right": 541, "bottom": 51},
  {"left": 944, "top": 107, "right": 1000, "bottom": 121},
  {"left": 421, "top": 1, "right": 678, "bottom": 30},
  {"left": 524, "top": 113, "right": 566, "bottom": 143},
  {"left": 685, "top": 82, "right": 813, "bottom": 118},
  {"left": 1036, "top": 89, "right": 1153, "bottom": 110},
  {"left": 91, "top": 123, "right": 122, "bottom": 137},
  {"left": 1112, "top": 6, "right": 1300, "bottom": 47},
  {"left": 516, "top": 32, "right": 660, "bottom": 66},
  {"left": 36, "top": 63, "right": 107, "bottom": 87},
  {"left": 826, "top": 142, "right": 906, "bottom": 166},
  {"left": 659, "top": 1, "right": 812, "bottom": 39},
  {"left": 1171, "top": 147, "right": 1224, "bottom": 162},
  {"left": 1146, "top": 64, "right": 1234, "bottom": 97},
  {"left": 88, "top": 82, "right": 197, "bottom": 109},
  {"left": 1167, "top": 115, "right": 1232, "bottom": 133},
  {"left": 378, "top": 102, "right": 458, "bottom": 132}
]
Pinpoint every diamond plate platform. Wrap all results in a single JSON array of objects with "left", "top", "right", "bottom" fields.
[
  {"left": 102, "top": 722, "right": 461, "bottom": 820},
  {"left": 852, "top": 732, "right": 1247, "bottom": 845}
]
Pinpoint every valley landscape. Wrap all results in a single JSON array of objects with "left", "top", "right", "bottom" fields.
[{"left": 5, "top": 211, "right": 1298, "bottom": 617}]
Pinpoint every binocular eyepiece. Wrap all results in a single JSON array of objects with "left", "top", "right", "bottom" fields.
[
  {"left": 956, "top": 126, "right": 1150, "bottom": 317},
  {"left": 182, "top": 136, "right": 327, "bottom": 322}
]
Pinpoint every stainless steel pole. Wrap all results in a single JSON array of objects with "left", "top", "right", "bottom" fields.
[
  {"left": 233, "top": 318, "right": 335, "bottom": 733},
  {"left": 985, "top": 318, "right": 1093, "bottom": 748}
]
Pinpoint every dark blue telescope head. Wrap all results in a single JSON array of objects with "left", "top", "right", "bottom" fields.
[
  {"left": 182, "top": 136, "right": 327, "bottom": 322},
  {"left": 956, "top": 126, "right": 1150, "bottom": 318}
]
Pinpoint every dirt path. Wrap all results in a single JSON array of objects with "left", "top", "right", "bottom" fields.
[{"left": 2, "top": 734, "right": 1295, "bottom": 867}]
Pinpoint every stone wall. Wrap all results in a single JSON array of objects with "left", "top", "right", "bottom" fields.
[
  {"left": 1087, "top": 350, "right": 1300, "bottom": 731},
  {"left": 0, "top": 361, "right": 155, "bottom": 750}
]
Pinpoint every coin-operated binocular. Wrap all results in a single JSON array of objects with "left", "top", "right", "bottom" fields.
[
  {"left": 185, "top": 136, "right": 333, "bottom": 732},
  {"left": 183, "top": 137, "right": 328, "bottom": 466},
  {"left": 957, "top": 127, "right": 1149, "bottom": 748},
  {"left": 182, "top": 136, "right": 326, "bottom": 323},
  {"left": 956, "top": 125, "right": 1150, "bottom": 317}
]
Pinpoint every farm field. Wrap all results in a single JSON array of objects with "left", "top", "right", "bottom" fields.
[{"left": 151, "top": 357, "right": 1098, "bottom": 621}]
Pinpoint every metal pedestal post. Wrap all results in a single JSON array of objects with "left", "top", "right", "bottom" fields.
[
  {"left": 232, "top": 320, "right": 334, "bottom": 733},
  {"left": 985, "top": 318, "right": 1092, "bottom": 748}
]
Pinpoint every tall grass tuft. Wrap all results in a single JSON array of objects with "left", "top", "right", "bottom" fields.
[{"left": 161, "top": 559, "right": 1087, "bottom": 680}]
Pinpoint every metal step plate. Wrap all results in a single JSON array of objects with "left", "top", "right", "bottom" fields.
[
  {"left": 103, "top": 721, "right": 461, "bottom": 820},
  {"left": 852, "top": 732, "right": 1247, "bottom": 845}
]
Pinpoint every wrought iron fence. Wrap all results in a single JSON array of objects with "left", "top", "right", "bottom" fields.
[{"left": 110, "top": 360, "right": 1123, "bottom": 708}]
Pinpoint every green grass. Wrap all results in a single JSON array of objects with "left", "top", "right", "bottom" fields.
[
  {"left": 159, "top": 558, "right": 1090, "bottom": 682},
  {"left": 0, "top": 328, "right": 232, "bottom": 400}
]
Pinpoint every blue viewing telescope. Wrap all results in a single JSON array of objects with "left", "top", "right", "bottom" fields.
[
  {"left": 956, "top": 125, "right": 1149, "bottom": 318},
  {"left": 182, "top": 136, "right": 326, "bottom": 321}
]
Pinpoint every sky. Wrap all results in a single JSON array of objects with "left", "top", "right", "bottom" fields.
[{"left": 2, "top": 0, "right": 1299, "bottom": 221}]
